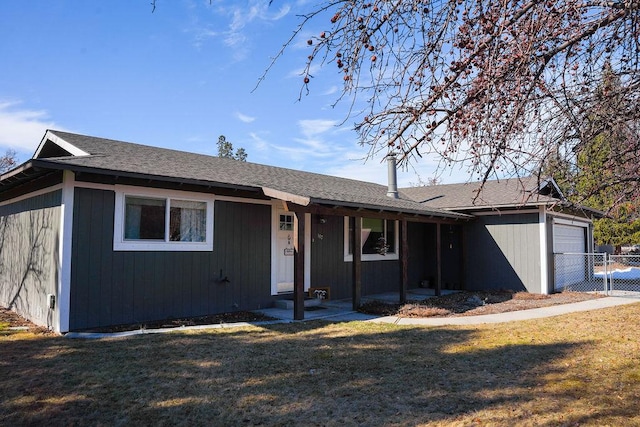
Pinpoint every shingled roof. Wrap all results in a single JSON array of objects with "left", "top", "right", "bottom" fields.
[
  {"left": 20, "top": 130, "right": 469, "bottom": 220},
  {"left": 400, "top": 176, "right": 563, "bottom": 211}
]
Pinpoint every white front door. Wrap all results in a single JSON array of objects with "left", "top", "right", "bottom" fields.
[{"left": 275, "top": 210, "right": 295, "bottom": 293}]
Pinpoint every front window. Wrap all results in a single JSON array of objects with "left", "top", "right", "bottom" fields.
[
  {"left": 114, "top": 188, "right": 213, "bottom": 251},
  {"left": 125, "top": 196, "right": 166, "bottom": 240},
  {"left": 345, "top": 217, "right": 399, "bottom": 261},
  {"left": 169, "top": 200, "right": 207, "bottom": 242}
]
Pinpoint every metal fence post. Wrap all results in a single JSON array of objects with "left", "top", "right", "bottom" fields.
[{"left": 603, "top": 252, "right": 609, "bottom": 295}]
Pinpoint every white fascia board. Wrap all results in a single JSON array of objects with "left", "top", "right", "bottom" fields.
[
  {"left": 549, "top": 212, "right": 593, "bottom": 226},
  {"left": 33, "top": 130, "right": 90, "bottom": 159},
  {"left": 541, "top": 177, "right": 566, "bottom": 200},
  {"left": 471, "top": 208, "right": 542, "bottom": 216}
]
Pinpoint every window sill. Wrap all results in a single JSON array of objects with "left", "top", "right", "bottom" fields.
[
  {"left": 344, "top": 253, "right": 399, "bottom": 262},
  {"left": 113, "top": 241, "right": 213, "bottom": 252}
]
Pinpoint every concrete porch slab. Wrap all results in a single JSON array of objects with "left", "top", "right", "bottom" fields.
[{"left": 274, "top": 297, "right": 322, "bottom": 309}]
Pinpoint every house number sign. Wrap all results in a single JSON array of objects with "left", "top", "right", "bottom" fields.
[{"left": 284, "top": 234, "right": 294, "bottom": 256}]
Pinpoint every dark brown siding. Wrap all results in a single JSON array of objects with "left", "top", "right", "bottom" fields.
[{"left": 69, "top": 188, "right": 272, "bottom": 330}]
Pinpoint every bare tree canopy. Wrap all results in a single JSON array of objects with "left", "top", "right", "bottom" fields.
[
  {"left": 264, "top": 0, "right": 640, "bottom": 205},
  {"left": 0, "top": 150, "right": 17, "bottom": 174}
]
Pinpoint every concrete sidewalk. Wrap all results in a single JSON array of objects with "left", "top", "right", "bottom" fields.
[
  {"left": 367, "top": 296, "right": 639, "bottom": 326},
  {"left": 66, "top": 296, "right": 639, "bottom": 338},
  {"left": 252, "top": 295, "right": 640, "bottom": 325}
]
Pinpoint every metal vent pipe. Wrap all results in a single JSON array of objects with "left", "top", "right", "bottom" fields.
[{"left": 386, "top": 153, "right": 399, "bottom": 199}]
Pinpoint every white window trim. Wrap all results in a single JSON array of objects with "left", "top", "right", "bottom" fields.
[
  {"left": 343, "top": 217, "right": 400, "bottom": 262},
  {"left": 113, "top": 185, "right": 214, "bottom": 251}
]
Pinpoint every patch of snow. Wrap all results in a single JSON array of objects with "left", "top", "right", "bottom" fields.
[{"left": 594, "top": 267, "right": 640, "bottom": 280}]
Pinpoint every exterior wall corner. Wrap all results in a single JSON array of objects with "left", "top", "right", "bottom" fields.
[{"left": 57, "top": 170, "right": 75, "bottom": 333}]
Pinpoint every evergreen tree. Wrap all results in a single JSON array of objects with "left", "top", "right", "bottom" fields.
[
  {"left": 217, "top": 135, "right": 247, "bottom": 162},
  {"left": 549, "top": 65, "right": 640, "bottom": 246}
]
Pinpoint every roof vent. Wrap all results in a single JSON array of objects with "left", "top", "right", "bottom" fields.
[{"left": 386, "top": 153, "right": 399, "bottom": 199}]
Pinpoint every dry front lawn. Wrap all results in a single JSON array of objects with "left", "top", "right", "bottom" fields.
[{"left": 2, "top": 303, "right": 640, "bottom": 426}]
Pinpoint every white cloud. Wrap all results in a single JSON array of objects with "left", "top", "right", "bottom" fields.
[
  {"left": 236, "top": 111, "right": 256, "bottom": 123},
  {"left": 322, "top": 85, "right": 339, "bottom": 96},
  {"left": 191, "top": 1, "right": 291, "bottom": 58},
  {"left": 298, "top": 119, "right": 337, "bottom": 137},
  {"left": 327, "top": 158, "right": 388, "bottom": 185},
  {"left": 287, "top": 63, "right": 322, "bottom": 79},
  {"left": 248, "top": 131, "right": 268, "bottom": 151},
  {"left": 0, "top": 101, "right": 62, "bottom": 154},
  {"left": 278, "top": 118, "right": 351, "bottom": 161},
  {"left": 325, "top": 149, "right": 472, "bottom": 187},
  {"left": 270, "top": 141, "right": 336, "bottom": 160}
]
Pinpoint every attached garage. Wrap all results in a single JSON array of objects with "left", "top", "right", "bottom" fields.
[{"left": 553, "top": 221, "right": 588, "bottom": 290}]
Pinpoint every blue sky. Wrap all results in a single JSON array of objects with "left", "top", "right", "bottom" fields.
[{"left": 0, "top": 0, "right": 468, "bottom": 186}]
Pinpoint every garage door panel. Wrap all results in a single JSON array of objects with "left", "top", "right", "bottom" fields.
[
  {"left": 553, "top": 224, "right": 586, "bottom": 253},
  {"left": 554, "top": 223, "right": 587, "bottom": 290}
]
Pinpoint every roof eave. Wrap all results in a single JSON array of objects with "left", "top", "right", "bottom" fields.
[
  {"left": 440, "top": 200, "right": 552, "bottom": 211},
  {"left": 34, "top": 159, "right": 263, "bottom": 194},
  {"left": 262, "top": 187, "right": 311, "bottom": 206},
  {"left": 0, "top": 160, "right": 35, "bottom": 182},
  {"left": 308, "top": 197, "right": 472, "bottom": 220}
]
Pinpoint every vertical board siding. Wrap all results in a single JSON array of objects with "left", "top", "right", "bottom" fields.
[
  {"left": 407, "top": 222, "right": 430, "bottom": 288},
  {"left": 440, "top": 224, "right": 464, "bottom": 289},
  {"left": 463, "top": 213, "right": 541, "bottom": 293},
  {"left": 0, "top": 190, "right": 62, "bottom": 329},
  {"left": 406, "top": 222, "right": 463, "bottom": 291},
  {"left": 70, "top": 188, "right": 272, "bottom": 330},
  {"left": 309, "top": 215, "right": 402, "bottom": 300}
]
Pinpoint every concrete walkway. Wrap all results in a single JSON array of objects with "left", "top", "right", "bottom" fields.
[
  {"left": 367, "top": 296, "right": 639, "bottom": 326},
  {"left": 253, "top": 295, "right": 639, "bottom": 325},
  {"left": 66, "top": 296, "right": 639, "bottom": 339}
]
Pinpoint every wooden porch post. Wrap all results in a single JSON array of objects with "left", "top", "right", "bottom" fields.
[
  {"left": 436, "top": 222, "right": 442, "bottom": 296},
  {"left": 399, "top": 219, "right": 408, "bottom": 303},
  {"left": 352, "top": 216, "right": 362, "bottom": 310},
  {"left": 293, "top": 212, "right": 306, "bottom": 320},
  {"left": 460, "top": 225, "right": 466, "bottom": 290}
]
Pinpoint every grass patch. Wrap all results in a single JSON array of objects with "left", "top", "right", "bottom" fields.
[{"left": 1, "top": 303, "right": 640, "bottom": 425}]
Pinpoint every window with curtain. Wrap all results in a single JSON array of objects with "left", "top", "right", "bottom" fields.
[
  {"left": 115, "top": 190, "right": 213, "bottom": 251},
  {"left": 169, "top": 199, "right": 206, "bottom": 242}
]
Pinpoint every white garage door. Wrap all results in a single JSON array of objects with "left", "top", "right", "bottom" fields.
[{"left": 554, "top": 223, "right": 587, "bottom": 290}]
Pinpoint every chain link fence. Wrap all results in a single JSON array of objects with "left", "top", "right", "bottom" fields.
[
  {"left": 607, "top": 254, "right": 640, "bottom": 296},
  {"left": 554, "top": 253, "right": 640, "bottom": 296},
  {"left": 554, "top": 253, "right": 608, "bottom": 293}
]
